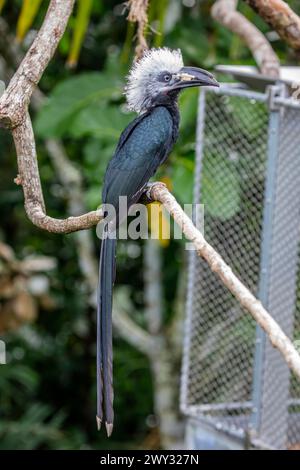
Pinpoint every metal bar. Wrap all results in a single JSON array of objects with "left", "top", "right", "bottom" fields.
[
  {"left": 210, "top": 82, "right": 300, "bottom": 109},
  {"left": 188, "top": 398, "right": 300, "bottom": 415},
  {"left": 251, "top": 437, "right": 276, "bottom": 450},
  {"left": 250, "top": 85, "right": 282, "bottom": 432},
  {"left": 197, "top": 402, "right": 252, "bottom": 412},
  {"left": 187, "top": 413, "right": 247, "bottom": 441},
  {"left": 274, "top": 96, "right": 300, "bottom": 110},
  {"left": 258, "top": 99, "right": 300, "bottom": 448},
  {"left": 186, "top": 418, "right": 246, "bottom": 450},
  {"left": 251, "top": 84, "right": 300, "bottom": 449},
  {"left": 210, "top": 84, "right": 268, "bottom": 102},
  {"left": 288, "top": 399, "right": 300, "bottom": 406},
  {"left": 182, "top": 81, "right": 300, "bottom": 449},
  {"left": 193, "top": 90, "right": 207, "bottom": 208}
]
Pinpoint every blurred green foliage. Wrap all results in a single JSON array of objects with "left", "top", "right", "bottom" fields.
[{"left": 0, "top": 0, "right": 299, "bottom": 450}]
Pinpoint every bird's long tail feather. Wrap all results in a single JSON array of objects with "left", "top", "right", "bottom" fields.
[{"left": 97, "top": 232, "right": 116, "bottom": 436}]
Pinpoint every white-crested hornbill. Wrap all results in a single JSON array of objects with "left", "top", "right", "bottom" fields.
[{"left": 97, "top": 48, "right": 219, "bottom": 436}]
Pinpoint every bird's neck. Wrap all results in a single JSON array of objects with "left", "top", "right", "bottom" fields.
[
  {"left": 166, "top": 100, "right": 180, "bottom": 144},
  {"left": 150, "top": 93, "right": 180, "bottom": 143}
]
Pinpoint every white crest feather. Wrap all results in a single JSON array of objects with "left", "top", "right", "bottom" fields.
[{"left": 125, "top": 48, "right": 184, "bottom": 114}]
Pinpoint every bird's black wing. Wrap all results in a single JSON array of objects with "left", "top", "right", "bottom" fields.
[
  {"left": 102, "top": 106, "right": 173, "bottom": 210},
  {"left": 113, "top": 111, "right": 151, "bottom": 156}
]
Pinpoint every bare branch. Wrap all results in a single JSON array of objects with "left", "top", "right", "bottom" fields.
[
  {"left": 0, "top": 0, "right": 75, "bottom": 128},
  {"left": 212, "top": 0, "right": 280, "bottom": 77},
  {"left": 150, "top": 183, "right": 300, "bottom": 381},
  {"left": 12, "top": 111, "right": 103, "bottom": 233},
  {"left": 244, "top": 0, "right": 300, "bottom": 51},
  {"left": 12, "top": 111, "right": 45, "bottom": 212}
]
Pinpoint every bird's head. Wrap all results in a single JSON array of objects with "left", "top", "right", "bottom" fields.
[{"left": 125, "top": 48, "right": 219, "bottom": 114}]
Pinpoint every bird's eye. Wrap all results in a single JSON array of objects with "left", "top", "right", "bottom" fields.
[{"left": 164, "top": 73, "right": 171, "bottom": 82}]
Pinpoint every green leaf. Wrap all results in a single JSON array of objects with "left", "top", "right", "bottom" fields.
[
  {"left": 172, "top": 156, "right": 194, "bottom": 204},
  {"left": 169, "top": 25, "right": 209, "bottom": 65},
  {"left": 229, "top": 98, "right": 266, "bottom": 137},
  {"left": 34, "top": 73, "right": 121, "bottom": 138},
  {"left": 171, "top": 148, "right": 240, "bottom": 220},
  {"left": 67, "top": 0, "right": 94, "bottom": 68},
  {"left": 178, "top": 87, "right": 198, "bottom": 131},
  {"left": 83, "top": 138, "right": 114, "bottom": 168},
  {"left": 0, "top": 364, "right": 38, "bottom": 392},
  {"left": 83, "top": 139, "right": 116, "bottom": 209},
  {"left": 202, "top": 154, "right": 240, "bottom": 220},
  {"left": 0, "top": 0, "right": 6, "bottom": 14},
  {"left": 71, "top": 103, "right": 132, "bottom": 139},
  {"left": 16, "top": 0, "right": 42, "bottom": 42}
]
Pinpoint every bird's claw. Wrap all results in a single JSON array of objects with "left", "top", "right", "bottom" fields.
[{"left": 141, "top": 182, "right": 167, "bottom": 204}]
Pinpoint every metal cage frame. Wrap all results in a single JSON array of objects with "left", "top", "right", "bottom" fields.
[{"left": 180, "top": 82, "right": 300, "bottom": 450}]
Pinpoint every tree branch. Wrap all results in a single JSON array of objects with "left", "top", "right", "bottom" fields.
[
  {"left": 0, "top": 0, "right": 75, "bottom": 128},
  {"left": 0, "top": 0, "right": 104, "bottom": 233},
  {"left": 212, "top": 0, "right": 280, "bottom": 77},
  {"left": 149, "top": 183, "right": 300, "bottom": 381},
  {"left": 244, "top": 0, "right": 300, "bottom": 51},
  {"left": 12, "top": 111, "right": 103, "bottom": 232},
  {"left": 12, "top": 110, "right": 103, "bottom": 233}
]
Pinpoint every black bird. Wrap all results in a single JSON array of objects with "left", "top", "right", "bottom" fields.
[{"left": 97, "top": 48, "right": 219, "bottom": 436}]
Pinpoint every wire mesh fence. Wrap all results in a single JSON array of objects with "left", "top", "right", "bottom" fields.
[{"left": 181, "top": 84, "right": 300, "bottom": 450}]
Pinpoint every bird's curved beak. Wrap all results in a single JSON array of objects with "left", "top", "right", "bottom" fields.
[{"left": 172, "top": 66, "right": 219, "bottom": 90}]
